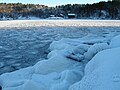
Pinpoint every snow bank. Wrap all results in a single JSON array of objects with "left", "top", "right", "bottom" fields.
[
  {"left": 69, "top": 47, "right": 120, "bottom": 90},
  {"left": 69, "top": 35, "right": 120, "bottom": 90}
]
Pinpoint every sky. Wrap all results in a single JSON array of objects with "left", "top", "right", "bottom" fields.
[{"left": 1, "top": 0, "right": 108, "bottom": 6}]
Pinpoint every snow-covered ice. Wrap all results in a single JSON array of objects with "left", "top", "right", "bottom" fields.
[
  {"left": 0, "top": 20, "right": 120, "bottom": 90},
  {"left": 70, "top": 35, "right": 120, "bottom": 90},
  {"left": 0, "top": 20, "right": 119, "bottom": 74}
]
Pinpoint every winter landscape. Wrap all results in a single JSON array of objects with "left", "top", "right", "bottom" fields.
[
  {"left": 0, "top": 0, "right": 120, "bottom": 90},
  {"left": 0, "top": 20, "right": 120, "bottom": 90}
]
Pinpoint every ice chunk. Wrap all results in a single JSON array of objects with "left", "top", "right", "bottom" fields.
[
  {"left": 110, "top": 35, "right": 120, "bottom": 48},
  {"left": 23, "top": 80, "right": 46, "bottom": 90},
  {"left": 84, "top": 43, "right": 110, "bottom": 61},
  {"left": 34, "top": 53, "right": 78, "bottom": 74},
  {"left": 0, "top": 67, "right": 34, "bottom": 88},
  {"left": 50, "top": 69, "right": 83, "bottom": 90},
  {"left": 49, "top": 40, "right": 70, "bottom": 51}
]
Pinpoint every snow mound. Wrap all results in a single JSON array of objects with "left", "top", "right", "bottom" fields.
[
  {"left": 34, "top": 52, "right": 79, "bottom": 74},
  {"left": 69, "top": 47, "right": 120, "bottom": 90},
  {"left": 84, "top": 43, "right": 110, "bottom": 61}
]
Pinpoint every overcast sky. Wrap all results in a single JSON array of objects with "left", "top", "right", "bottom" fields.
[{"left": 1, "top": 0, "right": 108, "bottom": 6}]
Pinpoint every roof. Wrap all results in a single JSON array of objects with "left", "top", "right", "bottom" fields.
[{"left": 68, "top": 13, "right": 76, "bottom": 16}]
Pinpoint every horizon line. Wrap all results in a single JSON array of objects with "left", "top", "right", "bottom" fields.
[{"left": 0, "top": 0, "right": 109, "bottom": 7}]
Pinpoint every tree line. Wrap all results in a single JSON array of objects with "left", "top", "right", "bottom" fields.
[{"left": 0, "top": 1, "right": 120, "bottom": 19}]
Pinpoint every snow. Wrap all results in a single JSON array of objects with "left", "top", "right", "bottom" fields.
[
  {"left": 18, "top": 16, "right": 41, "bottom": 20},
  {"left": 84, "top": 43, "right": 110, "bottom": 61},
  {"left": 69, "top": 34, "right": 120, "bottom": 90},
  {"left": 68, "top": 13, "right": 76, "bottom": 16},
  {"left": 0, "top": 32, "right": 85, "bottom": 90},
  {"left": 70, "top": 47, "right": 120, "bottom": 90},
  {"left": 1, "top": 19, "right": 119, "bottom": 74},
  {"left": 0, "top": 20, "right": 120, "bottom": 90},
  {"left": 110, "top": 35, "right": 120, "bottom": 48},
  {"left": 34, "top": 54, "right": 80, "bottom": 74},
  {"left": 47, "top": 17, "right": 64, "bottom": 20}
]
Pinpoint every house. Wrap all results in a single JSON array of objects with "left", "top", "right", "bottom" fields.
[
  {"left": 47, "top": 14, "right": 64, "bottom": 19},
  {"left": 112, "top": 0, "right": 120, "bottom": 2},
  {"left": 68, "top": 13, "right": 76, "bottom": 19}
]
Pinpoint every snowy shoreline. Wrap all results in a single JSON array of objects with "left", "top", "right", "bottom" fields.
[
  {"left": 0, "top": 20, "right": 120, "bottom": 90},
  {"left": 0, "top": 34, "right": 120, "bottom": 90},
  {"left": 0, "top": 20, "right": 120, "bottom": 75}
]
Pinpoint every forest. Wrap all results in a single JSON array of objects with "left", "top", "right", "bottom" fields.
[{"left": 0, "top": 0, "right": 120, "bottom": 19}]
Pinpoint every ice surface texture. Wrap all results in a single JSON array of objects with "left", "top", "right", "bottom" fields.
[{"left": 0, "top": 20, "right": 120, "bottom": 90}]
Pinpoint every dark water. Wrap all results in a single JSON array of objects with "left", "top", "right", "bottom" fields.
[
  {"left": 0, "top": 26, "right": 86, "bottom": 74},
  {"left": 0, "top": 30, "right": 51, "bottom": 74}
]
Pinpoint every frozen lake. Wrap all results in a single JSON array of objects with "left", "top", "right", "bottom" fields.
[{"left": 0, "top": 20, "right": 120, "bottom": 74}]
